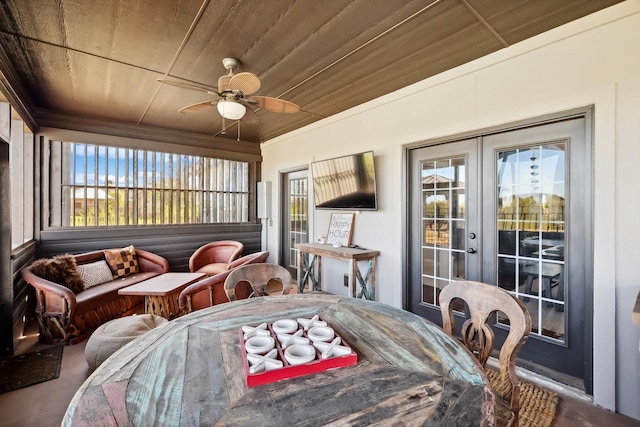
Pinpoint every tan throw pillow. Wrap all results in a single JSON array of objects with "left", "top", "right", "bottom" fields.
[
  {"left": 29, "top": 254, "right": 84, "bottom": 293},
  {"left": 78, "top": 260, "right": 114, "bottom": 289},
  {"left": 104, "top": 245, "right": 139, "bottom": 278}
]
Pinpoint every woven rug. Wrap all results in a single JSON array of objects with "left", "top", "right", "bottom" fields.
[
  {"left": 487, "top": 369, "right": 558, "bottom": 427},
  {"left": 0, "top": 346, "right": 63, "bottom": 394}
]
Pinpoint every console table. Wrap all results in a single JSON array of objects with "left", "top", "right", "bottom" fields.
[{"left": 295, "top": 242, "right": 379, "bottom": 300}]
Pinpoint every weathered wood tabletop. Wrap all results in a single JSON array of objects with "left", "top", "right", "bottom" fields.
[{"left": 63, "top": 294, "right": 495, "bottom": 426}]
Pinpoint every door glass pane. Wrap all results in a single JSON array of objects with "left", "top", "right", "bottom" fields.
[
  {"left": 286, "top": 175, "right": 308, "bottom": 269},
  {"left": 421, "top": 156, "right": 466, "bottom": 308},
  {"left": 496, "top": 143, "right": 566, "bottom": 343}
]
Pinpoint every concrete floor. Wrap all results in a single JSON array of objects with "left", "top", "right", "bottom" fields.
[{"left": 0, "top": 335, "right": 639, "bottom": 427}]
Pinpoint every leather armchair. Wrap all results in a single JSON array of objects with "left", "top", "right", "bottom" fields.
[
  {"left": 188, "top": 240, "right": 244, "bottom": 275},
  {"left": 179, "top": 251, "right": 269, "bottom": 314}
]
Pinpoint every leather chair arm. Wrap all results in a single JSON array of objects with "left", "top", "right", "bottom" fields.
[
  {"left": 136, "top": 249, "right": 170, "bottom": 273},
  {"left": 178, "top": 270, "right": 233, "bottom": 313},
  {"left": 21, "top": 267, "right": 78, "bottom": 317},
  {"left": 228, "top": 251, "right": 269, "bottom": 269}
]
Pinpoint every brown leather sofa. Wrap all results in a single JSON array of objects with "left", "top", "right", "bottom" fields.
[
  {"left": 179, "top": 251, "right": 269, "bottom": 314},
  {"left": 21, "top": 249, "right": 169, "bottom": 344}
]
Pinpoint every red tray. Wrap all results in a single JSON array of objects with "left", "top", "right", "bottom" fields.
[{"left": 240, "top": 318, "right": 357, "bottom": 387}]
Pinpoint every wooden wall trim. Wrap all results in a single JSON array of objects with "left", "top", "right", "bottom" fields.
[
  {"left": 0, "top": 141, "right": 12, "bottom": 356},
  {"left": 36, "top": 112, "right": 262, "bottom": 162},
  {"left": 0, "top": 45, "right": 37, "bottom": 132}
]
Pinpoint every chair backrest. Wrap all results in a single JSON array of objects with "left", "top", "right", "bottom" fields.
[
  {"left": 439, "top": 280, "right": 531, "bottom": 425},
  {"left": 189, "top": 240, "right": 244, "bottom": 272},
  {"left": 179, "top": 251, "right": 269, "bottom": 313},
  {"left": 224, "top": 263, "right": 293, "bottom": 302}
]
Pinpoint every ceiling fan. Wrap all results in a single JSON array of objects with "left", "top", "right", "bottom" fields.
[{"left": 157, "top": 58, "right": 300, "bottom": 126}]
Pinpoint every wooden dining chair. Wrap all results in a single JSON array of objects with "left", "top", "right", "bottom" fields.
[
  {"left": 224, "top": 263, "right": 294, "bottom": 301},
  {"left": 439, "top": 280, "right": 532, "bottom": 427}
]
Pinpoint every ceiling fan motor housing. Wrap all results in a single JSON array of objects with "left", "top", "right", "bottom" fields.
[{"left": 218, "top": 75, "right": 232, "bottom": 92}]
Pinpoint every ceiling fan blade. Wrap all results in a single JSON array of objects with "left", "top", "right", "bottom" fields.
[
  {"left": 157, "top": 78, "right": 217, "bottom": 94},
  {"left": 229, "top": 72, "right": 261, "bottom": 96},
  {"left": 253, "top": 96, "right": 300, "bottom": 114},
  {"left": 178, "top": 99, "right": 218, "bottom": 113},
  {"left": 240, "top": 106, "right": 258, "bottom": 125}
]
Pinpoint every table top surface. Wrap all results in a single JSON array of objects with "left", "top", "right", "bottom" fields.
[
  {"left": 117, "top": 272, "right": 205, "bottom": 296},
  {"left": 64, "top": 294, "right": 494, "bottom": 427},
  {"left": 521, "top": 262, "right": 563, "bottom": 277},
  {"left": 295, "top": 242, "right": 380, "bottom": 259}
]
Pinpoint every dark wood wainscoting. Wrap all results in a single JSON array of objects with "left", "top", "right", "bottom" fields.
[
  {"left": 10, "top": 241, "right": 37, "bottom": 352},
  {"left": 37, "top": 223, "right": 263, "bottom": 272}
]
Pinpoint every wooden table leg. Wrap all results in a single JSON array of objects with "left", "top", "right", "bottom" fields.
[
  {"left": 349, "top": 260, "right": 357, "bottom": 298},
  {"left": 314, "top": 255, "right": 322, "bottom": 291},
  {"left": 297, "top": 250, "right": 304, "bottom": 293},
  {"left": 145, "top": 294, "right": 180, "bottom": 320},
  {"left": 353, "top": 258, "right": 377, "bottom": 300}
]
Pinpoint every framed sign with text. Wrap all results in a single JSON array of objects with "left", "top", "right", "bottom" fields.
[{"left": 326, "top": 213, "right": 355, "bottom": 247}]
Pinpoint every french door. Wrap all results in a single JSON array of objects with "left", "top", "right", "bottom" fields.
[
  {"left": 280, "top": 169, "right": 309, "bottom": 276},
  {"left": 408, "top": 116, "right": 592, "bottom": 391}
]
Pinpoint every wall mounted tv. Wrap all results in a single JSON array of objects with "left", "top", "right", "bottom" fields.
[{"left": 311, "top": 150, "right": 378, "bottom": 210}]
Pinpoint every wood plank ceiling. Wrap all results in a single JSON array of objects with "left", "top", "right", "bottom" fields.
[{"left": 0, "top": 0, "right": 623, "bottom": 145}]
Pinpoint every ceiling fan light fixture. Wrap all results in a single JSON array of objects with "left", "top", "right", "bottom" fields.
[{"left": 217, "top": 100, "right": 246, "bottom": 120}]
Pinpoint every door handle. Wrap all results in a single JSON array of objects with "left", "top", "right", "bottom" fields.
[{"left": 467, "top": 247, "right": 477, "bottom": 254}]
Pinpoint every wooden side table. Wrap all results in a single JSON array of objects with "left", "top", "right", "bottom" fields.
[
  {"left": 118, "top": 272, "right": 205, "bottom": 319},
  {"left": 295, "top": 242, "right": 380, "bottom": 300}
]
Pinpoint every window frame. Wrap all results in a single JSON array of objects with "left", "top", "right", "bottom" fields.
[{"left": 43, "top": 136, "right": 260, "bottom": 230}]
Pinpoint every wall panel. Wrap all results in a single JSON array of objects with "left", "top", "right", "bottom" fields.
[
  {"left": 38, "top": 223, "right": 262, "bottom": 272},
  {"left": 11, "top": 242, "right": 36, "bottom": 350}
]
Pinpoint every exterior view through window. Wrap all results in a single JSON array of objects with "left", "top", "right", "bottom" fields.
[{"left": 59, "top": 142, "right": 249, "bottom": 226}]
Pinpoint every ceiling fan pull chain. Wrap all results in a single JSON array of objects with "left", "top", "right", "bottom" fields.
[
  {"left": 237, "top": 120, "right": 241, "bottom": 141},
  {"left": 221, "top": 117, "right": 226, "bottom": 134}
]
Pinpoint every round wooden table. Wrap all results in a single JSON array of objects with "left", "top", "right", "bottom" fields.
[{"left": 64, "top": 294, "right": 495, "bottom": 426}]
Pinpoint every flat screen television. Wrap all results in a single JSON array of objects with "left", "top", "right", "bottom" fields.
[{"left": 311, "top": 150, "right": 378, "bottom": 210}]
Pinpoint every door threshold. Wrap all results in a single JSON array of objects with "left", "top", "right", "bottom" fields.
[{"left": 486, "top": 357, "right": 592, "bottom": 403}]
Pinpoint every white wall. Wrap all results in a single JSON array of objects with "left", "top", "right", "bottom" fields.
[{"left": 261, "top": 1, "right": 640, "bottom": 418}]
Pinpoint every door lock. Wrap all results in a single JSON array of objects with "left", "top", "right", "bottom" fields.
[
  {"left": 466, "top": 247, "right": 477, "bottom": 254},
  {"left": 469, "top": 233, "right": 476, "bottom": 239}
]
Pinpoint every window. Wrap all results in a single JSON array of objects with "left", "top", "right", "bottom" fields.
[
  {"left": 55, "top": 142, "right": 249, "bottom": 227},
  {"left": 8, "top": 108, "right": 34, "bottom": 249}
]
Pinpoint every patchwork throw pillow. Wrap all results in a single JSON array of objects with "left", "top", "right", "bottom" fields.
[
  {"left": 104, "top": 245, "right": 139, "bottom": 278},
  {"left": 29, "top": 254, "right": 85, "bottom": 293},
  {"left": 78, "top": 260, "right": 114, "bottom": 289}
]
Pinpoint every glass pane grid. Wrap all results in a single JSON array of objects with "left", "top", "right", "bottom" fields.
[
  {"left": 420, "top": 156, "right": 466, "bottom": 308},
  {"left": 287, "top": 177, "right": 308, "bottom": 268}
]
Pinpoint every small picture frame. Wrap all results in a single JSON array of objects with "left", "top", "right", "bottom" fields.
[{"left": 326, "top": 213, "right": 355, "bottom": 247}]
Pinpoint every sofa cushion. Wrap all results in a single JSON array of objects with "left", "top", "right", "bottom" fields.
[
  {"left": 104, "top": 245, "right": 139, "bottom": 278},
  {"left": 78, "top": 260, "right": 114, "bottom": 289},
  {"left": 29, "top": 254, "right": 84, "bottom": 293}
]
